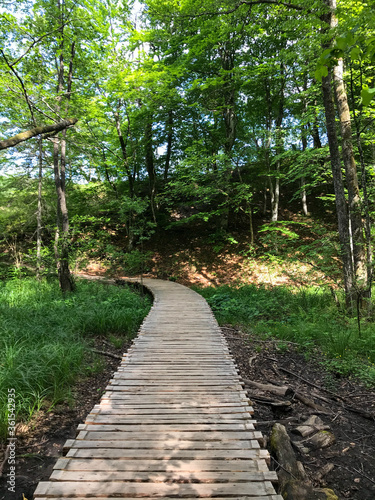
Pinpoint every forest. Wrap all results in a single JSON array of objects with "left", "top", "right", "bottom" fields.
[{"left": 0, "top": 0, "right": 375, "bottom": 495}]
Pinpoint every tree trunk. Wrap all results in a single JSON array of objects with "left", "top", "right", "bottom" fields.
[
  {"left": 301, "top": 130, "right": 309, "bottom": 216},
  {"left": 333, "top": 58, "right": 366, "bottom": 284},
  {"left": 321, "top": 68, "right": 354, "bottom": 304},
  {"left": 145, "top": 118, "right": 157, "bottom": 224},
  {"left": 52, "top": 24, "right": 75, "bottom": 293},
  {"left": 271, "top": 63, "right": 285, "bottom": 223},
  {"left": 164, "top": 110, "right": 173, "bottom": 181},
  {"left": 114, "top": 101, "right": 134, "bottom": 197},
  {"left": 349, "top": 65, "right": 372, "bottom": 298},
  {"left": 36, "top": 136, "right": 43, "bottom": 278}
]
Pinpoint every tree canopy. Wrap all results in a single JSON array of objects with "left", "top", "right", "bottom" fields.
[{"left": 0, "top": 0, "right": 374, "bottom": 304}]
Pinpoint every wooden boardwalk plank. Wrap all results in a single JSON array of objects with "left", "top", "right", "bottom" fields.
[
  {"left": 50, "top": 469, "right": 278, "bottom": 482},
  {"left": 34, "top": 278, "right": 282, "bottom": 500},
  {"left": 53, "top": 458, "right": 271, "bottom": 472},
  {"left": 35, "top": 480, "right": 277, "bottom": 497}
]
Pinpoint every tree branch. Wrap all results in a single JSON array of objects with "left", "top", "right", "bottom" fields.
[
  {"left": 0, "top": 119, "right": 78, "bottom": 150},
  {"left": 177, "top": 0, "right": 306, "bottom": 18}
]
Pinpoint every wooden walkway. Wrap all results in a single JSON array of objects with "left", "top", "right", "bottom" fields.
[{"left": 34, "top": 278, "right": 283, "bottom": 500}]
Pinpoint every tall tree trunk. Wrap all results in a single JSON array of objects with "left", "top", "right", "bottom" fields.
[
  {"left": 333, "top": 58, "right": 366, "bottom": 283},
  {"left": 164, "top": 110, "right": 173, "bottom": 181},
  {"left": 311, "top": 103, "right": 322, "bottom": 149},
  {"left": 301, "top": 131, "right": 309, "bottom": 216},
  {"left": 218, "top": 42, "right": 237, "bottom": 230},
  {"left": 321, "top": 0, "right": 366, "bottom": 304},
  {"left": 52, "top": 19, "right": 75, "bottom": 293},
  {"left": 271, "top": 64, "right": 285, "bottom": 223},
  {"left": 114, "top": 101, "right": 134, "bottom": 197},
  {"left": 349, "top": 65, "right": 372, "bottom": 297},
  {"left": 145, "top": 118, "right": 157, "bottom": 224},
  {"left": 36, "top": 136, "right": 43, "bottom": 278},
  {"left": 321, "top": 68, "right": 354, "bottom": 303}
]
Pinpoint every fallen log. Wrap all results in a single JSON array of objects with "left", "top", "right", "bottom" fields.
[{"left": 270, "top": 423, "right": 339, "bottom": 499}]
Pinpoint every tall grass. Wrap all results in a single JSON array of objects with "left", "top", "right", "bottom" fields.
[
  {"left": 196, "top": 284, "right": 375, "bottom": 386},
  {"left": 0, "top": 278, "right": 151, "bottom": 439}
]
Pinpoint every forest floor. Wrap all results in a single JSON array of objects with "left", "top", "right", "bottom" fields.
[{"left": 1, "top": 315, "right": 374, "bottom": 500}]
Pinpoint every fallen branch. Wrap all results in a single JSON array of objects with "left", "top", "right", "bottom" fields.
[
  {"left": 336, "top": 465, "right": 375, "bottom": 486},
  {"left": 256, "top": 417, "right": 299, "bottom": 426},
  {"left": 91, "top": 349, "right": 122, "bottom": 360},
  {"left": 243, "top": 379, "right": 293, "bottom": 397},
  {"left": 294, "top": 392, "right": 333, "bottom": 415},
  {"left": 280, "top": 366, "right": 374, "bottom": 420},
  {"left": 249, "top": 395, "right": 292, "bottom": 409},
  {"left": 0, "top": 118, "right": 78, "bottom": 150},
  {"left": 279, "top": 366, "right": 346, "bottom": 402}
]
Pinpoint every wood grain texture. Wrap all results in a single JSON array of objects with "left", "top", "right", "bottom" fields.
[{"left": 34, "top": 278, "right": 282, "bottom": 500}]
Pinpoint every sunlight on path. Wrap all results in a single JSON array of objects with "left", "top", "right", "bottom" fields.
[{"left": 34, "top": 278, "right": 282, "bottom": 499}]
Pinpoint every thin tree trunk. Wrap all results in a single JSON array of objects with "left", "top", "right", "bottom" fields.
[
  {"left": 321, "top": 68, "right": 354, "bottom": 304},
  {"left": 164, "top": 110, "right": 173, "bottom": 181},
  {"left": 301, "top": 129, "right": 309, "bottom": 216},
  {"left": 36, "top": 136, "right": 43, "bottom": 278},
  {"left": 271, "top": 63, "right": 285, "bottom": 222},
  {"left": 145, "top": 118, "right": 157, "bottom": 224},
  {"left": 114, "top": 102, "right": 134, "bottom": 197},
  {"left": 301, "top": 177, "right": 308, "bottom": 216},
  {"left": 349, "top": 64, "right": 372, "bottom": 297},
  {"left": 333, "top": 58, "right": 366, "bottom": 283},
  {"left": 311, "top": 104, "right": 322, "bottom": 149},
  {"left": 52, "top": 16, "right": 75, "bottom": 293}
]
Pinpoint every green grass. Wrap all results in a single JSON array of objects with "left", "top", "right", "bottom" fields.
[
  {"left": 0, "top": 277, "right": 151, "bottom": 439},
  {"left": 195, "top": 284, "right": 375, "bottom": 386}
]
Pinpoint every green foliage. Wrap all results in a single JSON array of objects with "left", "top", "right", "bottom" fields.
[
  {"left": 0, "top": 277, "right": 151, "bottom": 439},
  {"left": 196, "top": 284, "right": 375, "bottom": 386},
  {"left": 259, "top": 221, "right": 301, "bottom": 255}
]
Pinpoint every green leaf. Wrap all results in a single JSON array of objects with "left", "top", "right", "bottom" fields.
[
  {"left": 350, "top": 46, "right": 361, "bottom": 61},
  {"left": 314, "top": 65, "right": 328, "bottom": 83},
  {"left": 335, "top": 37, "right": 347, "bottom": 51},
  {"left": 361, "top": 86, "right": 375, "bottom": 107}
]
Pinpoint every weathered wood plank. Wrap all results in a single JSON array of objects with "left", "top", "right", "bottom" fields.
[
  {"left": 66, "top": 448, "right": 269, "bottom": 460},
  {"left": 34, "top": 480, "right": 277, "bottom": 497},
  {"left": 53, "top": 458, "right": 271, "bottom": 472},
  {"left": 75, "top": 430, "right": 260, "bottom": 441},
  {"left": 33, "top": 278, "right": 279, "bottom": 500},
  {"left": 64, "top": 438, "right": 262, "bottom": 450},
  {"left": 90, "top": 406, "right": 251, "bottom": 414},
  {"left": 50, "top": 469, "right": 278, "bottom": 482},
  {"left": 76, "top": 423, "right": 257, "bottom": 432},
  {"left": 85, "top": 414, "right": 253, "bottom": 423}
]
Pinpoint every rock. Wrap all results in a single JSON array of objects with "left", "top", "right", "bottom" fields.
[{"left": 306, "top": 430, "right": 336, "bottom": 449}]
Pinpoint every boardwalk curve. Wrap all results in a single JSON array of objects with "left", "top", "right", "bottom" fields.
[{"left": 34, "top": 278, "right": 283, "bottom": 500}]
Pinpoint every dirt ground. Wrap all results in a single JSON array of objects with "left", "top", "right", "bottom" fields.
[
  {"left": 1, "top": 324, "right": 374, "bottom": 500},
  {"left": 223, "top": 325, "right": 375, "bottom": 500}
]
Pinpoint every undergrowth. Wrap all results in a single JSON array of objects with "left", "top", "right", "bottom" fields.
[
  {"left": 0, "top": 277, "right": 151, "bottom": 439},
  {"left": 196, "top": 284, "right": 375, "bottom": 386}
]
